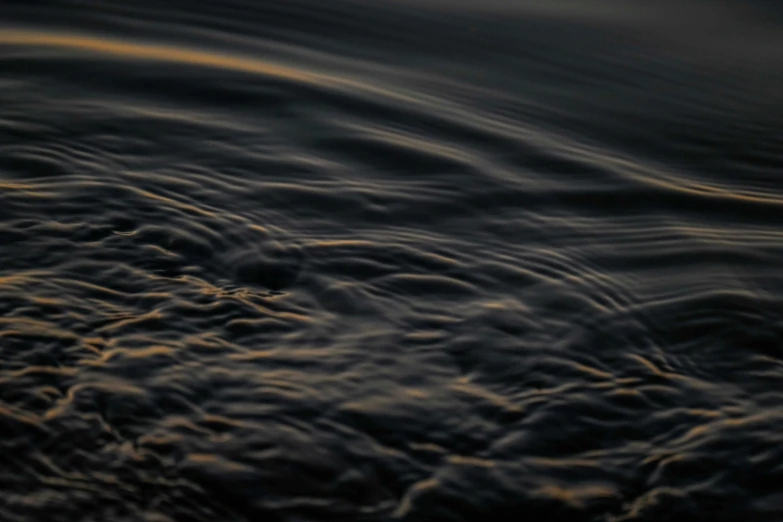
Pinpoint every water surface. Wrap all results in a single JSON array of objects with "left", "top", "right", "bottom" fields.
[{"left": 2, "top": 1, "right": 783, "bottom": 521}]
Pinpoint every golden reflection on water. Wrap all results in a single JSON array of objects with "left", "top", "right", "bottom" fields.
[
  {"left": 0, "top": 29, "right": 316, "bottom": 83},
  {"left": 535, "top": 483, "right": 620, "bottom": 509}
]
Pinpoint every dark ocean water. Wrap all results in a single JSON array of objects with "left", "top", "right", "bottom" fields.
[{"left": 2, "top": 1, "right": 783, "bottom": 520}]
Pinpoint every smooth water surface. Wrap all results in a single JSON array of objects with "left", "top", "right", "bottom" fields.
[{"left": 2, "top": 1, "right": 783, "bottom": 520}]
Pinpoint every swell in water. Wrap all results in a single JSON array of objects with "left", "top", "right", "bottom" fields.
[{"left": 2, "top": 1, "right": 783, "bottom": 521}]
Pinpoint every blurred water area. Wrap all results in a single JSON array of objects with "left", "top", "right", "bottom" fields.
[{"left": 2, "top": 1, "right": 783, "bottom": 520}]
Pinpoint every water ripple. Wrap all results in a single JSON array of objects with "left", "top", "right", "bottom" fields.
[{"left": 2, "top": 1, "right": 783, "bottom": 520}]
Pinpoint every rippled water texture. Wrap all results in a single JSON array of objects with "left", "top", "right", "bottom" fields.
[{"left": 2, "top": 1, "right": 783, "bottom": 520}]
